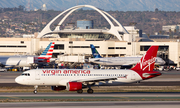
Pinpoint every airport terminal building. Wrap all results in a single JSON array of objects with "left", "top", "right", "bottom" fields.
[{"left": 0, "top": 5, "right": 180, "bottom": 66}]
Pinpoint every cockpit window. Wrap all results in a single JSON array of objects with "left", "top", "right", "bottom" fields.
[{"left": 21, "top": 73, "right": 30, "bottom": 76}]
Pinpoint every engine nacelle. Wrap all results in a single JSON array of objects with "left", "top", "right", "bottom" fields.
[
  {"left": 66, "top": 82, "right": 82, "bottom": 91},
  {"left": 51, "top": 86, "right": 66, "bottom": 91}
]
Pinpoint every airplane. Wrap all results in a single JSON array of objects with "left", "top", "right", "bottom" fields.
[
  {"left": 0, "top": 42, "right": 55, "bottom": 68},
  {"left": 89, "top": 44, "right": 165, "bottom": 67},
  {"left": 15, "top": 46, "right": 161, "bottom": 94}
]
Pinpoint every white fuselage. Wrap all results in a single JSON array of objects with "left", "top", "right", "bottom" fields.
[
  {"left": 0, "top": 56, "right": 32, "bottom": 67},
  {"left": 89, "top": 57, "right": 165, "bottom": 66},
  {"left": 0, "top": 56, "right": 55, "bottom": 67},
  {"left": 15, "top": 69, "right": 143, "bottom": 86}
]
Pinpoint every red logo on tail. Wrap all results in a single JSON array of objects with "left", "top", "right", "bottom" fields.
[{"left": 131, "top": 46, "right": 159, "bottom": 71}]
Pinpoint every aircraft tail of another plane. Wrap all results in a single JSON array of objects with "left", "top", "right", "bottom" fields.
[
  {"left": 90, "top": 44, "right": 102, "bottom": 58},
  {"left": 131, "top": 46, "right": 159, "bottom": 71},
  {"left": 38, "top": 42, "right": 55, "bottom": 62}
]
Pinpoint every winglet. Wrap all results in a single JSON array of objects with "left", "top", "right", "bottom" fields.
[
  {"left": 90, "top": 44, "right": 102, "bottom": 58},
  {"left": 131, "top": 46, "right": 159, "bottom": 71}
]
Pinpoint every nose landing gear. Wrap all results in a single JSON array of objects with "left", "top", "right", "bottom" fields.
[{"left": 33, "top": 85, "right": 38, "bottom": 94}]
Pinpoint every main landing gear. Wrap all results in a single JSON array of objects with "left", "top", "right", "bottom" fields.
[
  {"left": 77, "top": 85, "right": 94, "bottom": 94},
  {"left": 87, "top": 89, "right": 93, "bottom": 94},
  {"left": 33, "top": 85, "right": 38, "bottom": 94},
  {"left": 87, "top": 85, "right": 93, "bottom": 94},
  {"left": 77, "top": 89, "right": 83, "bottom": 94},
  {"left": 77, "top": 89, "right": 94, "bottom": 94}
]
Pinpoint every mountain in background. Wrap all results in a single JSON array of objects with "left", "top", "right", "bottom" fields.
[{"left": 0, "top": 0, "right": 180, "bottom": 11}]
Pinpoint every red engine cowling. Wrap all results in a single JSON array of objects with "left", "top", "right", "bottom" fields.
[
  {"left": 51, "top": 86, "right": 66, "bottom": 91},
  {"left": 66, "top": 82, "right": 82, "bottom": 91}
]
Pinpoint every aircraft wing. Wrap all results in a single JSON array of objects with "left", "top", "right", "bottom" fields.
[{"left": 70, "top": 77, "right": 118, "bottom": 83}]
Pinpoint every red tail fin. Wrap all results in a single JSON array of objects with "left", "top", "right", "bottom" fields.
[{"left": 131, "top": 46, "right": 159, "bottom": 71}]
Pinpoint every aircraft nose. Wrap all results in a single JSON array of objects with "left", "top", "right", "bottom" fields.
[{"left": 15, "top": 76, "right": 22, "bottom": 84}]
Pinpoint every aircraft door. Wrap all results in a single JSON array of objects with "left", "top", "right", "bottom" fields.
[{"left": 35, "top": 70, "right": 40, "bottom": 80}]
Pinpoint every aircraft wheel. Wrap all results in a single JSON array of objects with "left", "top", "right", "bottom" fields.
[
  {"left": 33, "top": 90, "right": 37, "bottom": 94},
  {"left": 87, "top": 89, "right": 93, "bottom": 94},
  {"left": 77, "top": 89, "right": 83, "bottom": 94}
]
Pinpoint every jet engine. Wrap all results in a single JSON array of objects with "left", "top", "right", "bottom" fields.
[
  {"left": 51, "top": 86, "right": 66, "bottom": 91},
  {"left": 66, "top": 82, "right": 82, "bottom": 91}
]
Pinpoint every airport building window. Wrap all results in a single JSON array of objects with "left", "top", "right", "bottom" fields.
[
  {"left": 140, "top": 46, "right": 151, "bottom": 51},
  {"left": 128, "top": 42, "right": 131, "bottom": 45},
  {"left": 0, "top": 45, "right": 26, "bottom": 48},
  {"left": 0, "top": 46, "right": 6, "bottom": 47},
  {"left": 120, "top": 47, "right": 126, "bottom": 49},
  {"left": 116, "top": 47, "right": 126, "bottom": 49},
  {"left": 54, "top": 44, "right": 64, "bottom": 50},
  {"left": 81, "top": 46, "right": 90, "bottom": 48},
  {"left": 159, "top": 46, "right": 169, "bottom": 51},
  {"left": 71, "top": 46, "right": 80, "bottom": 48},
  {"left": 69, "top": 46, "right": 99, "bottom": 48},
  {"left": 17, "top": 46, "right": 26, "bottom": 47},
  {"left": 52, "top": 53, "right": 63, "bottom": 58},
  {"left": 21, "top": 41, "right": 24, "bottom": 44},
  {"left": 108, "top": 47, "right": 115, "bottom": 49},
  {"left": 94, "top": 46, "right": 99, "bottom": 48},
  {"left": 140, "top": 45, "right": 169, "bottom": 51},
  {"left": 8, "top": 46, "right": 17, "bottom": 47}
]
